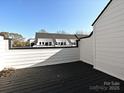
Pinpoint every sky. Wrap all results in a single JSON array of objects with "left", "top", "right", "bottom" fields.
[{"left": 0, "top": 0, "right": 109, "bottom": 38}]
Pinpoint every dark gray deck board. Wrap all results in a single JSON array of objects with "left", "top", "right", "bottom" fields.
[{"left": 0, "top": 61, "right": 124, "bottom": 93}]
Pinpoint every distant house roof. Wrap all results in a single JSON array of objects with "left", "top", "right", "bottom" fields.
[
  {"left": 35, "top": 32, "right": 86, "bottom": 43},
  {"left": 0, "top": 33, "right": 5, "bottom": 37},
  {"left": 92, "top": 0, "right": 112, "bottom": 26}
]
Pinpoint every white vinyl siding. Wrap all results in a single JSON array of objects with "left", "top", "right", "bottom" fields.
[
  {"left": 4, "top": 48, "right": 79, "bottom": 69},
  {"left": 0, "top": 36, "right": 79, "bottom": 70},
  {"left": 93, "top": 0, "right": 124, "bottom": 80},
  {"left": 80, "top": 36, "right": 93, "bottom": 65}
]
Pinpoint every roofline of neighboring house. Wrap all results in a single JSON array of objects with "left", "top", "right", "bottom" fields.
[
  {"left": 74, "top": 34, "right": 80, "bottom": 40},
  {"left": 92, "top": 0, "right": 113, "bottom": 26},
  {"left": 36, "top": 32, "right": 77, "bottom": 36},
  {"left": 35, "top": 32, "right": 85, "bottom": 43},
  {"left": 79, "top": 31, "right": 93, "bottom": 40}
]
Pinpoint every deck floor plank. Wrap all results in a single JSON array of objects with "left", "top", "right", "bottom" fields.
[{"left": 0, "top": 61, "right": 124, "bottom": 93}]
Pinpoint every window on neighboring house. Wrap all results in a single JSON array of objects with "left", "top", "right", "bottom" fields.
[
  {"left": 58, "top": 42, "right": 60, "bottom": 45},
  {"left": 55, "top": 42, "right": 57, "bottom": 45},
  {"left": 49, "top": 42, "right": 52, "bottom": 46},
  {"left": 72, "top": 42, "right": 76, "bottom": 45},
  {"left": 39, "top": 42, "right": 41, "bottom": 45},
  {"left": 64, "top": 42, "right": 66, "bottom": 45},
  {"left": 61, "top": 42, "right": 63, "bottom": 45},
  {"left": 42, "top": 42, "right": 44, "bottom": 45},
  {"left": 74, "top": 42, "right": 76, "bottom": 45},
  {"left": 45, "top": 42, "right": 48, "bottom": 46}
]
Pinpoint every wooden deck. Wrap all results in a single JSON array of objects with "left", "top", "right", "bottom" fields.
[{"left": 0, "top": 61, "right": 124, "bottom": 93}]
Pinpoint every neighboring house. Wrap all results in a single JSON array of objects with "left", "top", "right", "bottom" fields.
[
  {"left": 34, "top": 32, "right": 85, "bottom": 47},
  {"left": 27, "top": 38, "right": 35, "bottom": 46}
]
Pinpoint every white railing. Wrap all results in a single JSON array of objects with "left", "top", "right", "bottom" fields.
[{"left": 0, "top": 36, "right": 79, "bottom": 70}]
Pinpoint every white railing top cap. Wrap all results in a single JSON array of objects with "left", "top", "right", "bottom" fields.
[{"left": 0, "top": 36, "right": 4, "bottom": 40}]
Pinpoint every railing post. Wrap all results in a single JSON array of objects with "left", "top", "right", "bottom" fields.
[
  {"left": 8, "top": 39, "right": 12, "bottom": 49},
  {"left": 0, "top": 36, "right": 9, "bottom": 71},
  {"left": 0, "top": 36, "right": 5, "bottom": 71}
]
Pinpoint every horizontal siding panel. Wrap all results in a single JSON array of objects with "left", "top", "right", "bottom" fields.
[
  {"left": 99, "top": 9, "right": 124, "bottom": 24},
  {"left": 5, "top": 53, "right": 61, "bottom": 59},
  {"left": 6, "top": 56, "right": 79, "bottom": 66},
  {"left": 5, "top": 49, "right": 78, "bottom": 56},
  {"left": 11, "top": 59, "right": 79, "bottom": 69},
  {"left": 3, "top": 48, "right": 79, "bottom": 69},
  {"left": 96, "top": 28, "right": 124, "bottom": 37},
  {"left": 95, "top": 61, "right": 124, "bottom": 76},
  {"left": 96, "top": 50, "right": 124, "bottom": 57},
  {"left": 96, "top": 39, "right": 124, "bottom": 44},
  {"left": 96, "top": 44, "right": 124, "bottom": 49},
  {"left": 6, "top": 50, "right": 61, "bottom": 55},
  {"left": 96, "top": 29, "right": 124, "bottom": 38},
  {"left": 80, "top": 36, "right": 93, "bottom": 65},
  {"left": 5, "top": 53, "right": 78, "bottom": 60},
  {"left": 9, "top": 59, "right": 79, "bottom": 69},
  {"left": 6, "top": 49, "right": 77, "bottom": 55},
  {"left": 96, "top": 53, "right": 124, "bottom": 64},
  {"left": 95, "top": 26, "right": 124, "bottom": 35},
  {"left": 95, "top": 47, "right": 124, "bottom": 52},
  {"left": 5, "top": 54, "right": 78, "bottom": 63},
  {"left": 95, "top": 62, "right": 124, "bottom": 79}
]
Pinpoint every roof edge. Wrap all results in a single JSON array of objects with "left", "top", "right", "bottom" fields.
[
  {"left": 36, "top": 32, "right": 78, "bottom": 36},
  {"left": 74, "top": 34, "right": 80, "bottom": 40},
  {"left": 92, "top": 0, "right": 112, "bottom": 26},
  {"left": 79, "top": 31, "right": 93, "bottom": 40}
]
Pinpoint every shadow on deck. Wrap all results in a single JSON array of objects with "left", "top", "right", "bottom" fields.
[{"left": 0, "top": 61, "right": 124, "bottom": 93}]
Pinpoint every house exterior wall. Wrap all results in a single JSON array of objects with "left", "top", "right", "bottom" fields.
[
  {"left": 93, "top": 0, "right": 124, "bottom": 80},
  {"left": 79, "top": 36, "right": 93, "bottom": 65},
  {"left": 70, "top": 39, "right": 77, "bottom": 46}
]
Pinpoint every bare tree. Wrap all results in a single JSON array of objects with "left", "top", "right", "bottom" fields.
[
  {"left": 56, "top": 30, "right": 67, "bottom": 34},
  {"left": 75, "top": 30, "right": 84, "bottom": 35},
  {"left": 0, "top": 32, "right": 29, "bottom": 47},
  {"left": 39, "top": 29, "right": 48, "bottom": 33}
]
